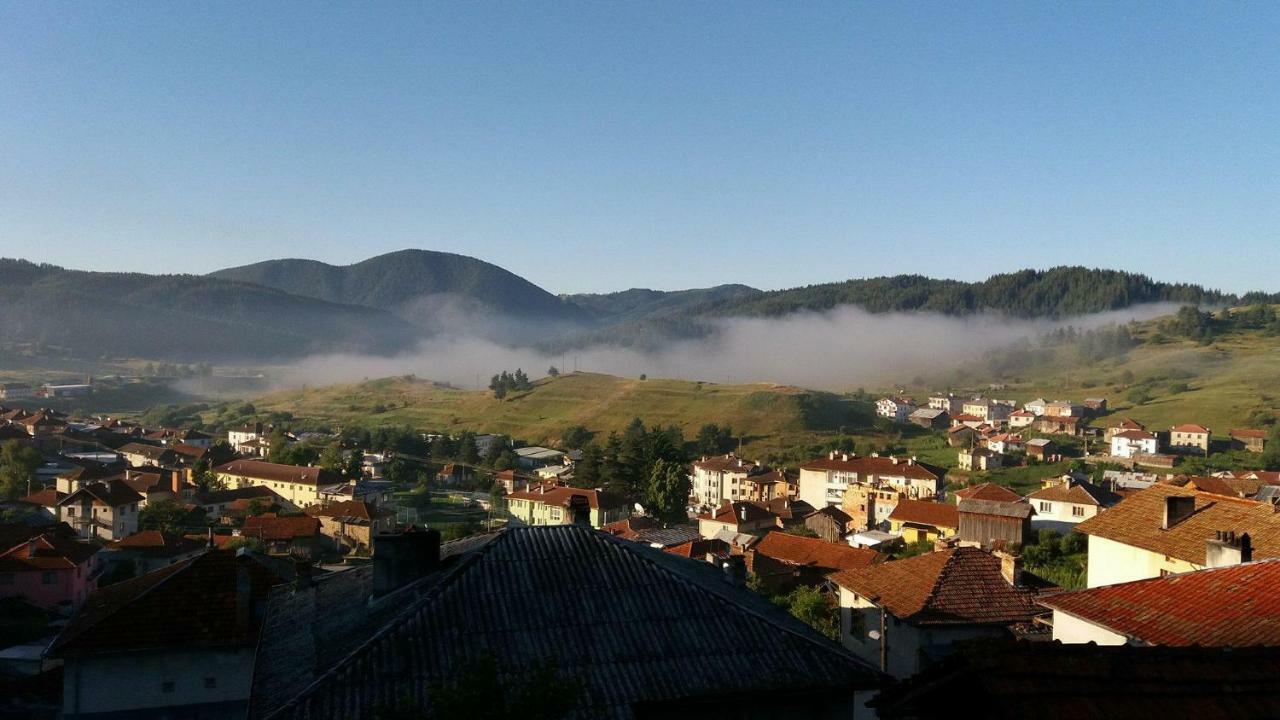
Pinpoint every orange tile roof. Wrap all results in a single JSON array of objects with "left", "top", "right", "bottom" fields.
[
  {"left": 830, "top": 547, "right": 1052, "bottom": 626},
  {"left": 692, "top": 455, "right": 760, "bottom": 474},
  {"left": 1026, "top": 480, "right": 1120, "bottom": 507},
  {"left": 800, "top": 455, "right": 943, "bottom": 481},
  {"left": 507, "top": 484, "right": 619, "bottom": 510},
  {"left": 242, "top": 514, "right": 321, "bottom": 541},
  {"left": 888, "top": 498, "right": 959, "bottom": 529},
  {"left": 1231, "top": 428, "right": 1269, "bottom": 440},
  {"left": 215, "top": 459, "right": 342, "bottom": 487},
  {"left": 0, "top": 532, "right": 99, "bottom": 571},
  {"left": 1075, "top": 484, "right": 1280, "bottom": 565},
  {"left": 1041, "top": 560, "right": 1280, "bottom": 646},
  {"left": 699, "top": 501, "right": 776, "bottom": 525},
  {"left": 307, "top": 500, "right": 392, "bottom": 521},
  {"left": 752, "top": 531, "right": 883, "bottom": 572},
  {"left": 953, "top": 483, "right": 1022, "bottom": 504},
  {"left": 1171, "top": 424, "right": 1211, "bottom": 434}
]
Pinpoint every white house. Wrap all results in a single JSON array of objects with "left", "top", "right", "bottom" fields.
[
  {"left": 798, "top": 453, "right": 944, "bottom": 509},
  {"left": 1109, "top": 429, "right": 1159, "bottom": 459},
  {"left": 1008, "top": 410, "right": 1036, "bottom": 428},
  {"left": 1074, "top": 484, "right": 1280, "bottom": 588},
  {"left": 1026, "top": 477, "right": 1120, "bottom": 533},
  {"left": 927, "top": 394, "right": 963, "bottom": 414},
  {"left": 876, "top": 397, "right": 917, "bottom": 423}
]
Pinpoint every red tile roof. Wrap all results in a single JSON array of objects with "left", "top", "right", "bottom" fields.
[
  {"left": 22, "top": 487, "right": 66, "bottom": 507},
  {"left": 699, "top": 501, "right": 776, "bottom": 525},
  {"left": 507, "top": 483, "right": 620, "bottom": 510},
  {"left": 1026, "top": 480, "right": 1120, "bottom": 507},
  {"left": 692, "top": 454, "right": 760, "bottom": 474},
  {"left": 108, "top": 530, "right": 206, "bottom": 557},
  {"left": 48, "top": 550, "right": 284, "bottom": 656},
  {"left": 214, "top": 459, "right": 342, "bottom": 487},
  {"left": 601, "top": 516, "right": 659, "bottom": 540},
  {"left": 1171, "top": 424, "right": 1211, "bottom": 434},
  {"left": 830, "top": 547, "right": 1053, "bottom": 626},
  {"left": 242, "top": 514, "right": 321, "bottom": 542},
  {"left": 0, "top": 532, "right": 99, "bottom": 571},
  {"left": 800, "top": 455, "right": 943, "bottom": 481},
  {"left": 952, "top": 483, "right": 1022, "bottom": 504},
  {"left": 1231, "top": 428, "right": 1269, "bottom": 440},
  {"left": 1075, "top": 484, "right": 1280, "bottom": 565},
  {"left": 752, "top": 531, "right": 883, "bottom": 572},
  {"left": 1041, "top": 560, "right": 1280, "bottom": 646},
  {"left": 664, "top": 538, "right": 730, "bottom": 560},
  {"left": 888, "top": 498, "right": 959, "bottom": 529},
  {"left": 307, "top": 500, "right": 393, "bottom": 521},
  {"left": 59, "top": 480, "right": 143, "bottom": 508},
  {"left": 1113, "top": 429, "right": 1156, "bottom": 441}
]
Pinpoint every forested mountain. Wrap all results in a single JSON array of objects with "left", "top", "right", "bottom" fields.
[
  {"left": 564, "top": 284, "right": 762, "bottom": 324},
  {"left": 704, "top": 268, "right": 1236, "bottom": 319},
  {"left": 211, "top": 250, "right": 591, "bottom": 331},
  {"left": 0, "top": 260, "right": 417, "bottom": 361}
]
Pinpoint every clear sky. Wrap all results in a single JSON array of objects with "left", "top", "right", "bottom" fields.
[{"left": 1, "top": 2, "right": 1277, "bottom": 294}]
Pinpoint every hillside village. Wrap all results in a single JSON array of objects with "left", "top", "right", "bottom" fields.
[{"left": 1, "top": 372, "right": 1279, "bottom": 718}]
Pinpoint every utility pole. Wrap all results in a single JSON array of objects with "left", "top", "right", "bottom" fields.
[{"left": 880, "top": 606, "right": 889, "bottom": 672}]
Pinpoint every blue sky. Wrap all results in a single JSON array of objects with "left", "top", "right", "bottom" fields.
[{"left": 1, "top": 2, "right": 1277, "bottom": 294}]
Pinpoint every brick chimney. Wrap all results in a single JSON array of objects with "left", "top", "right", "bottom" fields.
[
  {"left": 1162, "top": 495, "right": 1196, "bottom": 530},
  {"left": 995, "top": 550, "right": 1022, "bottom": 586}
]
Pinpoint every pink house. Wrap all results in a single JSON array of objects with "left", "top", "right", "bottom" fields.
[{"left": 0, "top": 526, "right": 102, "bottom": 611}]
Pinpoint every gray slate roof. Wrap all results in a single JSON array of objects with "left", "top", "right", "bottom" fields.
[{"left": 257, "top": 525, "right": 881, "bottom": 720}]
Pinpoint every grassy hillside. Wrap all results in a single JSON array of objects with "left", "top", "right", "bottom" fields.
[
  {"left": 911, "top": 324, "right": 1280, "bottom": 433},
  {"left": 251, "top": 372, "right": 866, "bottom": 455}
]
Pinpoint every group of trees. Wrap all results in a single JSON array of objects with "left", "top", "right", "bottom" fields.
[
  {"left": 572, "top": 418, "right": 690, "bottom": 519},
  {"left": 489, "top": 369, "right": 533, "bottom": 399},
  {"left": 1160, "top": 304, "right": 1280, "bottom": 344},
  {"left": 0, "top": 439, "right": 41, "bottom": 500},
  {"left": 694, "top": 423, "right": 735, "bottom": 455}
]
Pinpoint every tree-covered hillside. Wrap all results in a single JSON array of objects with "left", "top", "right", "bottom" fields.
[{"left": 0, "top": 259, "right": 417, "bottom": 361}]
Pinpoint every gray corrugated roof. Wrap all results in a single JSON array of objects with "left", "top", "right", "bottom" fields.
[{"left": 258, "top": 526, "right": 881, "bottom": 719}]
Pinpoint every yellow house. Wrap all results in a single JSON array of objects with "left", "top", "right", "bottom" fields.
[
  {"left": 1075, "top": 483, "right": 1280, "bottom": 588},
  {"left": 887, "top": 498, "right": 959, "bottom": 544},
  {"left": 505, "top": 483, "right": 627, "bottom": 529},
  {"left": 213, "top": 459, "right": 342, "bottom": 509}
]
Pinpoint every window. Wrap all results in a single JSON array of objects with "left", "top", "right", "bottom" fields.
[
  {"left": 42, "top": 571, "right": 57, "bottom": 585},
  {"left": 204, "top": 677, "right": 217, "bottom": 689},
  {"left": 67, "top": 507, "right": 76, "bottom": 517},
  {"left": 162, "top": 681, "right": 175, "bottom": 693},
  {"left": 1072, "top": 505, "right": 1085, "bottom": 518},
  {"left": 1038, "top": 501, "right": 1051, "bottom": 513}
]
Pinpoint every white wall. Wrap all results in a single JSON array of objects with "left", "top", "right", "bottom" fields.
[
  {"left": 1086, "top": 534, "right": 1199, "bottom": 588},
  {"left": 1052, "top": 610, "right": 1129, "bottom": 645},
  {"left": 64, "top": 648, "right": 254, "bottom": 718}
]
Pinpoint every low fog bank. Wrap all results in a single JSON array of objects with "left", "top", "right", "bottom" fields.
[{"left": 275, "top": 303, "right": 1183, "bottom": 392}]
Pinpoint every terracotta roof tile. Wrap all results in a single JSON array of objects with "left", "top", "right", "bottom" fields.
[
  {"left": 752, "top": 531, "right": 884, "bottom": 572},
  {"left": 1041, "top": 560, "right": 1280, "bottom": 646},
  {"left": 888, "top": 498, "right": 959, "bottom": 529},
  {"left": 242, "top": 514, "right": 321, "bottom": 542},
  {"left": 953, "top": 483, "right": 1022, "bottom": 504}
]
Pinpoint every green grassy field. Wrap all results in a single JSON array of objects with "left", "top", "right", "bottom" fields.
[{"left": 252, "top": 372, "right": 869, "bottom": 458}]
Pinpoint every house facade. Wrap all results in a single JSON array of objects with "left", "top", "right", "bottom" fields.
[
  {"left": 506, "top": 484, "right": 627, "bottom": 529},
  {"left": 1110, "top": 429, "right": 1159, "bottom": 459},
  {"left": 1027, "top": 477, "right": 1120, "bottom": 533},
  {"left": 57, "top": 481, "right": 143, "bottom": 541},
  {"left": 1169, "top": 424, "right": 1211, "bottom": 455},
  {"left": 214, "top": 460, "right": 340, "bottom": 509},
  {"left": 798, "top": 453, "right": 944, "bottom": 509},
  {"left": 691, "top": 454, "right": 762, "bottom": 508}
]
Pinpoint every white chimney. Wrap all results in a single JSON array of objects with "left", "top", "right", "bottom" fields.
[{"left": 842, "top": 453, "right": 849, "bottom": 462}]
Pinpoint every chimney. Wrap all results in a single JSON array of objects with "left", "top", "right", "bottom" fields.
[
  {"left": 27, "top": 537, "right": 39, "bottom": 559},
  {"left": 828, "top": 451, "right": 835, "bottom": 460},
  {"left": 995, "top": 550, "right": 1022, "bottom": 587},
  {"left": 235, "top": 549, "right": 252, "bottom": 631},
  {"left": 1205, "top": 530, "right": 1253, "bottom": 568},
  {"left": 171, "top": 469, "right": 182, "bottom": 496},
  {"left": 1162, "top": 495, "right": 1196, "bottom": 530},
  {"left": 293, "top": 555, "right": 314, "bottom": 591},
  {"left": 373, "top": 528, "right": 442, "bottom": 597},
  {"left": 738, "top": 506, "right": 746, "bottom": 522},
  {"left": 721, "top": 556, "right": 746, "bottom": 587},
  {"left": 206, "top": 525, "right": 215, "bottom": 549}
]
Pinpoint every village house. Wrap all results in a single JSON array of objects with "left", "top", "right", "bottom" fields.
[
  {"left": 957, "top": 446, "right": 1003, "bottom": 472},
  {"left": 805, "top": 505, "right": 854, "bottom": 543},
  {"left": 249, "top": 526, "right": 883, "bottom": 720},
  {"left": 958, "top": 498, "right": 1034, "bottom": 548},
  {"left": 1110, "top": 428, "right": 1159, "bottom": 458},
  {"left": 691, "top": 454, "right": 764, "bottom": 507},
  {"left": 0, "top": 524, "right": 102, "bottom": 611},
  {"left": 214, "top": 459, "right": 341, "bottom": 509},
  {"left": 193, "top": 486, "right": 292, "bottom": 523},
  {"left": 48, "top": 548, "right": 292, "bottom": 720},
  {"left": 842, "top": 482, "right": 901, "bottom": 533},
  {"left": 1083, "top": 397, "right": 1108, "bottom": 413},
  {"left": 307, "top": 499, "right": 395, "bottom": 554},
  {"left": 241, "top": 514, "right": 324, "bottom": 556},
  {"left": 1043, "top": 400, "right": 1084, "bottom": 417},
  {"left": 1042, "top": 547, "right": 1274, "bottom": 647},
  {"left": 798, "top": 452, "right": 945, "bottom": 509},
  {"left": 696, "top": 500, "right": 778, "bottom": 539},
  {"left": 945, "top": 424, "right": 977, "bottom": 448},
  {"left": 0, "top": 382, "right": 35, "bottom": 400},
  {"left": 145, "top": 427, "right": 213, "bottom": 448},
  {"left": 887, "top": 498, "right": 959, "bottom": 544},
  {"left": 226, "top": 423, "right": 265, "bottom": 454},
  {"left": 492, "top": 468, "right": 529, "bottom": 495},
  {"left": 928, "top": 394, "right": 963, "bottom": 414},
  {"left": 830, "top": 547, "right": 1054, "bottom": 678},
  {"left": 513, "top": 445, "right": 565, "bottom": 469},
  {"left": 57, "top": 481, "right": 143, "bottom": 541},
  {"left": 949, "top": 413, "right": 986, "bottom": 429},
  {"left": 1075, "top": 483, "right": 1280, "bottom": 587},
  {"left": 907, "top": 408, "right": 949, "bottom": 430},
  {"left": 1169, "top": 423, "right": 1212, "bottom": 455},
  {"left": 746, "top": 530, "right": 884, "bottom": 592},
  {"left": 1027, "top": 477, "right": 1120, "bottom": 533},
  {"left": 1230, "top": 428, "right": 1269, "bottom": 453},
  {"left": 740, "top": 467, "right": 794, "bottom": 503},
  {"left": 1008, "top": 409, "right": 1036, "bottom": 428},
  {"left": 985, "top": 433, "right": 1024, "bottom": 455},
  {"left": 105, "top": 530, "right": 207, "bottom": 576},
  {"left": 1036, "top": 415, "right": 1083, "bottom": 436},
  {"left": 876, "top": 396, "right": 918, "bottom": 423},
  {"left": 1105, "top": 417, "right": 1147, "bottom": 441},
  {"left": 506, "top": 483, "right": 628, "bottom": 530}
]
